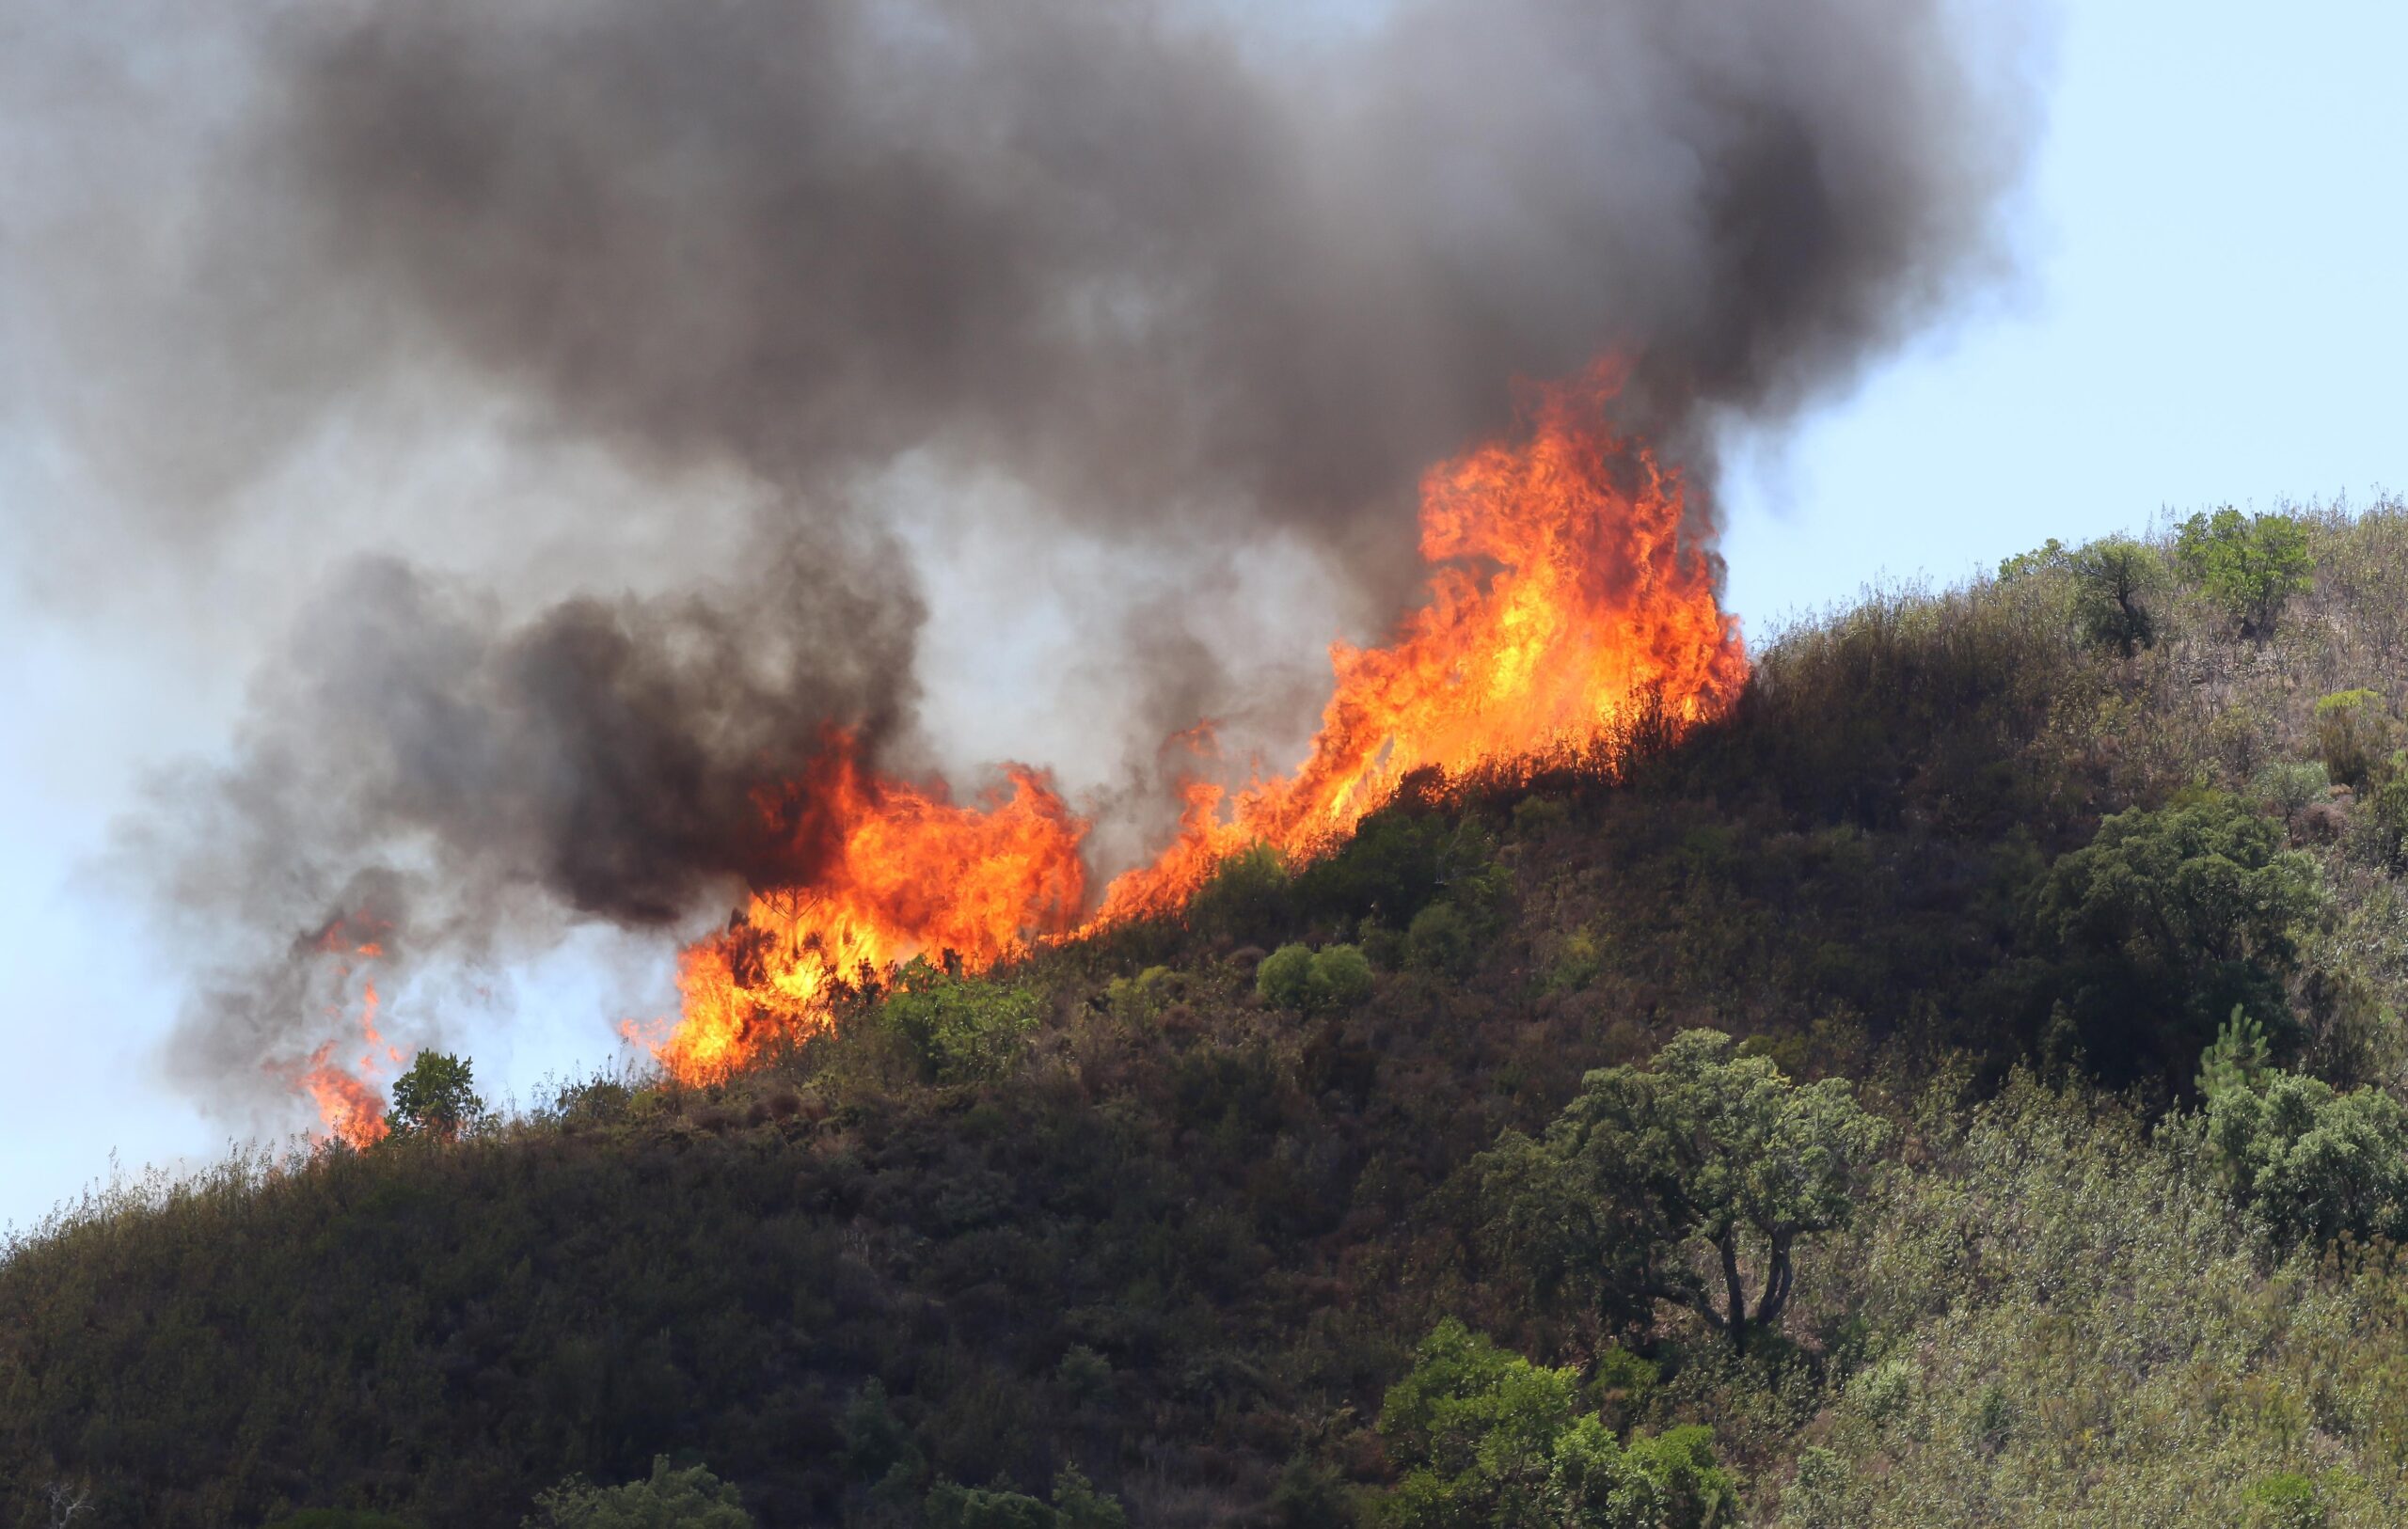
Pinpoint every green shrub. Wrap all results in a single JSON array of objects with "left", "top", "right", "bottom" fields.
[
  {"left": 2242, "top": 1472, "right": 2325, "bottom": 1529},
  {"left": 1268, "top": 1456, "right": 1356, "bottom": 1529},
  {"left": 1055, "top": 1345, "right": 1113, "bottom": 1404},
  {"left": 1190, "top": 843, "right": 1294, "bottom": 944},
  {"left": 2313, "top": 689, "right": 2391, "bottom": 788},
  {"left": 1512, "top": 796, "right": 1571, "bottom": 835},
  {"left": 1290, "top": 811, "right": 1450, "bottom": 928},
  {"left": 1376, "top": 1319, "right": 1735, "bottom": 1529},
  {"left": 262, "top": 1515, "right": 418, "bottom": 1529},
  {"left": 1545, "top": 928, "right": 1604, "bottom": 994},
  {"left": 925, "top": 1483, "right": 1057, "bottom": 1529},
  {"left": 922, "top": 1468, "right": 1127, "bottom": 1529},
  {"left": 1376, "top": 1318, "right": 1579, "bottom": 1528},
  {"left": 878, "top": 963, "right": 1044, "bottom": 1084},
  {"left": 1843, "top": 1356, "right": 1917, "bottom": 1426},
  {"left": 1102, "top": 966, "right": 1175, "bottom": 1024},
  {"left": 2206, "top": 1065, "right": 2408, "bottom": 1249},
  {"left": 523, "top": 1457, "right": 753, "bottom": 1528},
  {"left": 1403, "top": 902, "right": 1476, "bottom": 977},
  {"left": 1778, "top": 1445, "right": 1851, "bottom": 1529},
  {"left": 1257, "top": 944, "right": 1318, "bottom": 1009},
  {"left": 841, "top": 1379, "right": 919, "bottom": 1484},
  {"left": 2194, "top": 1006, "right": 2272, "bottom": 1098},
  {"left": 1256, "top": 943, "right": 1375, "bottom": 1011},
  {"left": 2366, "top": 765, "right": 2408, "bottom": 869},
  {"left": 1308, "top": 944, "right": 1375, "bottom": 1009},
  {"left": 2252, "top": 761, "right": 2331, "bottom": 826}
]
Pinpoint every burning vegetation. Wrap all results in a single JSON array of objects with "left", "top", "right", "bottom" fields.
[
  {"left": 659, "top": 368, "right": 1749, "bottom": 1084},
  {"left": 40, "top": 0, "right": 2038, "bottom": 1145}
]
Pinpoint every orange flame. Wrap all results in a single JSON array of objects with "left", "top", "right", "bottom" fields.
[
  {"left": 301, "top": 1042, "right": 391, "bottom": 1150},
  {"left": 653, "top": 366, "right": 1747, "bottom": 1080},
  {"left": 287, "top": 919, "right": 396, "bottom": 1147},
  {"left": 664, "top": 744, "right": 1090, "bottom": 1081},
  {"left": 1089, "top": 367, "right": 1745, "bottom": 921}
]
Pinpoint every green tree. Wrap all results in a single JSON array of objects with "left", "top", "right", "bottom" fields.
[
  {"left": 2206, "top": 1065, "right": 2408, "bottom": 1250},
  {"left": 2068, "top": 537, "right": 2167, "bottom": 657},
  {"left": 2028, "top": 795, "right": 2322, "bottom": 1089},
  {"left": 1996, "top": 537, "right": 2069, "bottom": 581},
  {"left": 1476, "top": 1031, "right": 1886, "bottom": 1351},
  {"left": 524, "top": 1457, "right": 752, "bottom": 1528},
  {"left": 1048, "top": 1465, "right": 1128, "bottom": 1529},
  {"left": 388, "top": 1050, "right": 484, "bottom": 1142},
  {"left": 1379, "top": 1318, "right": 1576, "bottom": 1526},
  {"left": 2194, "top": 1007, "right": 2271, "bottom": 1098},
  {"left": 2175, "top": 508, "right": 2314, "bottom": 639}
]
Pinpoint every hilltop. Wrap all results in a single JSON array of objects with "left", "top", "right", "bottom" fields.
[{"left": 11, "top": 500, "right": 2408, "bottom": 1527}]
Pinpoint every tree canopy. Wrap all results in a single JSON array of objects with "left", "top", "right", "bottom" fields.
[
  {"left": 388, "top": 1050, "right": 484, "bottom": 1142},
  {"left": 2175, "top": 508, "right": 2314, "bottom": 639},
  {"left": 1478, "top": 1030, "right": 1886, "bottom": 1351},
  {"left": 2027, "top": 794, "right": 2322, "bottom": 1089}
]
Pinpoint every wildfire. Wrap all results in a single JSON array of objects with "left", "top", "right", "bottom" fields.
[
  {"left": 652, "top": 365, "right": 1748, "bottom": 1080},
  {"left": 288, "top": 919, "right": 398, "bottom": 1148},
  {"left": 1087, "top": 366, "right": 1747, "bottom": 922},
  {"left": 663, "top": 744, "right": 1090, "bottom": 1082}
]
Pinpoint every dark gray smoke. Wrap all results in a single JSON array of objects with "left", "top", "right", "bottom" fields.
[
  {"left": 27, "top": 0, "right": 2042, "bottom": 1119},
  {"left": 123, "top": 525, "right": 922, "bottom": 1113},
  {"left": 235, "top": 0, "right": 2030, "bottom": 529}
]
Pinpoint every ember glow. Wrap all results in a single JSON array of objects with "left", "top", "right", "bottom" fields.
[{"left": 654, "top": 368, "right": 1749, "bottom": 1081}]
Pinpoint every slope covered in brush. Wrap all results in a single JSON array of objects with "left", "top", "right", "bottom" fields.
[{"left": 10, "top": 502, "right": 2408, "bottom": 1527}]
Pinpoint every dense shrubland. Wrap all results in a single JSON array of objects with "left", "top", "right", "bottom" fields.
[{"left": 10, "top": 499, "right": 2408, "bottom": 1526}]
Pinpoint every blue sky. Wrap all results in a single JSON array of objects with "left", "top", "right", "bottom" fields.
[
  {"left": 1722, "top": 1, "right": 2408, "bottom": 626},
  {"left": 4, "top": 0, "right": 2406, "bottom": 1232}
]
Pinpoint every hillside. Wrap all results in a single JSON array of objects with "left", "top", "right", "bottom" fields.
[{"left": 11, "top": 501, "right": 2408, "bottom": 1527}]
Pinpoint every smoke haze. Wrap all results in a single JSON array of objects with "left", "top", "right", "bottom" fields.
[{"left": 0, "top": 0, "right": 2045, "bottom": 1119}]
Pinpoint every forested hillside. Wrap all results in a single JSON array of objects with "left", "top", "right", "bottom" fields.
[{"left": 12, "top": 502, "right": 2408, "bottom": 1528}]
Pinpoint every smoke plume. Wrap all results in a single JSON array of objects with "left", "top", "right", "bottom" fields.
[{"left": 10, "top": 0, "right": 2044, "bottom": 1119}]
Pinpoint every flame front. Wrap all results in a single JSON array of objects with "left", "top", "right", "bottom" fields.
[
  {"left": 664, "top": 741, "right": 1091, "bottom": 1080},
  {"left": 656, "top": 366, "right": 1749, "bottom": 1080},
  {"left": 1088, "top": 366, "right": 1747, "bottom": 922}
]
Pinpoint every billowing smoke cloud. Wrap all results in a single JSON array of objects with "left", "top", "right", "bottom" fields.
[
  {"left": 18, "top": 0, "right": 2042, "bottom": 1118},
  {"left": 123, "top": 524, "right": 921, "bottom": 1113}
]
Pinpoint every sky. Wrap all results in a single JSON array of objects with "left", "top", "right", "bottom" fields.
[{"left": 3, "top": 0, "right": 2406, "bottom": 1234}]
